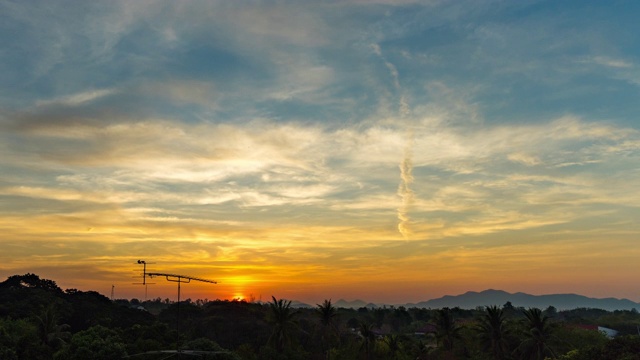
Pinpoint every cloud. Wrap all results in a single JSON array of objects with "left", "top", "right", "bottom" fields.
[
  {"left": 397, "top": 145, "right": 414, "bottom": 239},
  {"left": 507, "top": 153, "right": 541, "bottom": 166},
  {"left": 589, "top": 56, "right": 633, "bottom": 69},
  {"left": 35, "top": 89, "right": 116, "bottom": 107},
  {"left": 229, "top": 3, "right": 331, "bottom": 48},
  {"left": 137, "top": 80, "right": 217, "bottom": 108},
  {"left": 2, "top": 107, "right": 638, "bottom": 250}
]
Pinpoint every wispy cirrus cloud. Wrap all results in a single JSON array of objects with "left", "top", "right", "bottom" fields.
[
  {"left": 3, "top": 106, "right": 638, "bottom": 244},
  {"left": 35, "top": 88, "right": 117, "bottom": 107}
]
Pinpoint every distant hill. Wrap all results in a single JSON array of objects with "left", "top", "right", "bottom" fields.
[
  {"left": 328, "top": 290, "right": 640, "bottom": 311},
  {"left": 412, "top": 289, "right": 640, "bottom": 311},
  {"left": 335, "top": 299, "right": 368, "bottom": 308},
  {"left": 290, "top": 300, "right": 312, "bottom": 308}
]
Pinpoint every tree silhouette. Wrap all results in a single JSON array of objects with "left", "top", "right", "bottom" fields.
[
  {"left": 267, "top": 296, "right": 297, "bottom": 353},
  {"left": 358, "top": 322, "right": 376, "bottom": 360},
  {"left": 1, "top": 273, "right": 62, "bottom": 293},
  {"left": 516, "top": 307, "right": 557, "bottom": 360},
  {"left": 412, "top": 339, "right": 430, "bottom": 360},
  {"left": 384, "top": 334, "right": 402, "bottom": 360},
  {"left": 35, "top": 304, "right": 70, "bottom": 349},
  {"left": 316, "top": 299, "right": 338, "bottom": 359},
  {"left": 54, "top": 325, "right": 127, "bottom": 360},
  {"left": 435, "top": 308, "right": 462, "bottom": 352},
  {"left": 476, "top": 305, "right": 509, "bottom": 360}
]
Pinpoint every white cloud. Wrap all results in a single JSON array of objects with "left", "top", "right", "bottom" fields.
[
  {"left": 138, "top": 80, "right": 217, "bottom": 108},
  {"left": 35, "top": 88, "right": 116, "bottom": 107},
  {"left": 229, "top": 3, "right": 331, "bottom": 48},
  {"left": 507, "top": 153, "right": 541, "bottom": 166},
  {"left": 590, "top": 56, "right": 633, "bottom": 69},
  {"left": 268, "top": 63, "right": 335, "bottom": 102},
  {"left": 4, "top": 111, "right": 637, "bottom": 244}
]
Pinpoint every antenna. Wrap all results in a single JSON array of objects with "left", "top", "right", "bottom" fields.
[
  {"left": 133, "top": 260, "right": 155, "bottom": 300},
  {"left": 110, "top": 285, "right": 114, "bottom": 301},
  {"left": 126, "top": 263, "right": 221, "bottom": 359},
  {"left": 135, "top": 260, "right": 154, "bottom": 285},
  {"left": 127, "top": 259, "right": 226, "bottom": 358},
  {"left": 146, "top": 273, "right": 217, "bottom": 304},
  {"left": 146, "top": 272, "right": 217, "bottom": 354}
]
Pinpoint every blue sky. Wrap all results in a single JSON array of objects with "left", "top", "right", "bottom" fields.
[{"left": 1, "top": 0, "right": 639, "bottom": 303}]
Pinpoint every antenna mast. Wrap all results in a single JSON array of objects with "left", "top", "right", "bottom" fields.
[
  {"left": 134, "top": 260, "right": 155, "bottom": 300},
  {"left": 146, "top": 272, "right": 217, "bottom": 353},
  {"left": 127, "top": 262, "right": 221, "bottom": 358}
]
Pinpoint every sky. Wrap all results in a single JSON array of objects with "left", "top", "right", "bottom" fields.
[{"left": 1, "top": 0, "right": 640, "bottom": 305}]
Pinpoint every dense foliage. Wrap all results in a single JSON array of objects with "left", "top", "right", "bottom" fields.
[{"left": 1, "top": 274, "right": 639, "bottom": 359}]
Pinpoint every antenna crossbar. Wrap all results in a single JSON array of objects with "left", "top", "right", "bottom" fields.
[
  {"left": 129, "top": 261, "right": 217, "bottom": 357},
  {"left": 144, "top": 271, "right": 217, "bottom": 353},
  {"left": 146, "top": 272, "right": 217, "bottom": 284}
]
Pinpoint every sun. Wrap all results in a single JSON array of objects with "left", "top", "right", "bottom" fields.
[{"left": 221, "top": 275, "right": 255, "bottom": 302}]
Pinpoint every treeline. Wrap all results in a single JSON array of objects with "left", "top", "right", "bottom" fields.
[{"left": 1, "top": 274, "right": 639, "bottom": 359}]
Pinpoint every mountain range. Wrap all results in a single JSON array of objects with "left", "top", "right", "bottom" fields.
[{"left": 324, "top": 289, "right": 640, "bottom": 311}]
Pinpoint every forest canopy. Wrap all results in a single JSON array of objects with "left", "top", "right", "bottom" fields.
[{"left": 1, "top": 274, "right": 639, "bottom": 360}]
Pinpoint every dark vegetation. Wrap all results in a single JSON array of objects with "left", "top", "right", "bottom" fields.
[{"left": 1, "top": 274, "right": 639, "bottom": 359}]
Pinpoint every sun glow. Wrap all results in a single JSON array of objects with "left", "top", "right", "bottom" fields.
[
  {"left": 220, "top": 275, "right": 255, "bottom": 301},
  {"left": 222, "top": 275, "right": 254, "bottom": 287}
]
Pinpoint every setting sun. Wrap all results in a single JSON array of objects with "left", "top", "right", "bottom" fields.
[{"left": 215, "top": 275, "right": 254, "bottom": 301}]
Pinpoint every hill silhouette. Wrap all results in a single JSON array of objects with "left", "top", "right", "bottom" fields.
[
  {"left": 411, "top": 289, "right": 640, "bottom": 311},
  {"left": 330, "top": 289, "right": 640, "bottom": 311}
]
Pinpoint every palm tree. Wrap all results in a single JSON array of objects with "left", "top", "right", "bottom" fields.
[
  {"left": 35, "top": 304, "right": 70, "bottom": 349},
  {"left": 413, "top": 339, "right": 432, "bottom": 360},
  {"left": 435, "top": 308, "right": 462, "bottom": 352},
  {"left": 316, "top": 299, "right": 339, "bottom": 359},
  {"left": 476, "top": 305, "right": 510, "bottom": 360},
  {"left": 384, "top": 334, "right": 401, "bottom": 360},
  {"left": 359, "top": 322, "right": 376, "bottom": 360},
  {"left": 516, "top": 307, "right": 557, "bottom": 360},
  {"left": 267, "top": 296, "right": 297, "bottom": 353}
]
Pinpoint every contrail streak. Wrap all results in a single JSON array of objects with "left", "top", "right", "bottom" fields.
[
  {"left": 397, "top": 131, "right": 414, "bottom": 239},
  {"left": 372, "top": 43, "right": 415, "bottom": 239}
]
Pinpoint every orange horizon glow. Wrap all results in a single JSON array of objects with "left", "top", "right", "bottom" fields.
[{"left": 2, "top": 222, "right": 640, "bottom": 304}]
